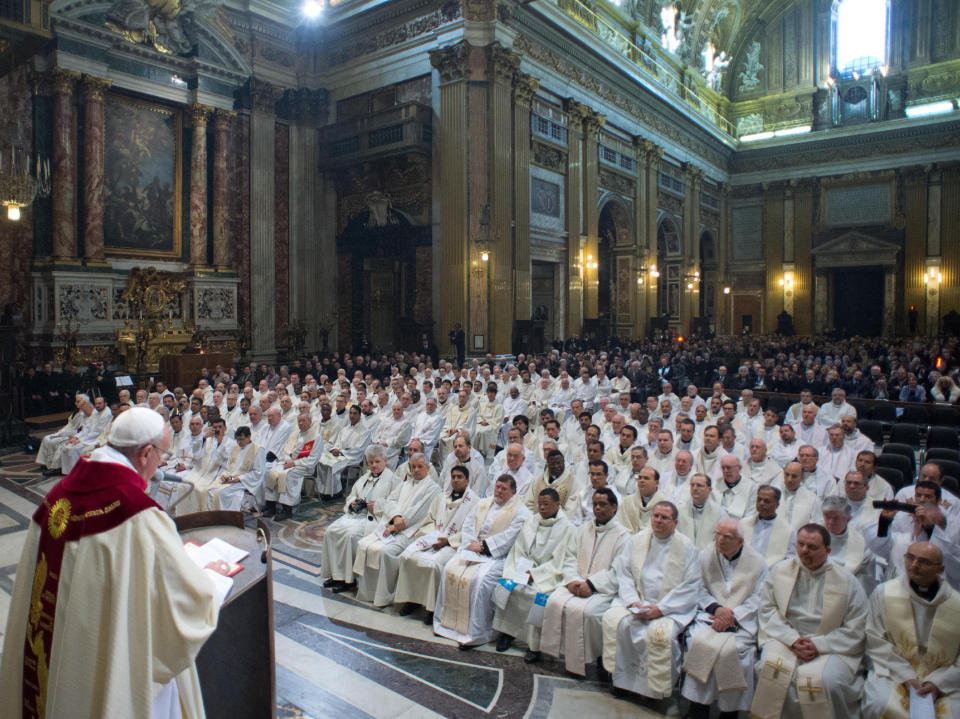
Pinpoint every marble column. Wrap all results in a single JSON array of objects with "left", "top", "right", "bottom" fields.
[
  {"left": 81, "top": 76, "right": 111, "bottom": 263},
  {"left": 51, "top": 69, "right": 80, "bottom": 262},
  {"left": 582, "top": 110, "right": 605, "bottom": 320},
  {"left": 682, "top": 164, "right": 703, "bottom": 334},
  {"left": 564, "top": 99, "right": 588, "bottom": 337},
  {"left": 189, "top": 104, "right": 212, "bottom": 268},
  {"left": 248, "top": 80, "right": 283, "bottom": 361},
  {"left": 512, "top": 72, "right": 539, "bottom": 326},
  {"left": 429, "top": 43, "right": 469, "bottom": 352},
  {"left": 489, "top": 45, "right": 520, "bottom": 353},
  {"left": 286, "top": 89, "right": 328, "bottom": 348},
  {"left": 212, "top": 109, "right": 236, "bottom": 270}
]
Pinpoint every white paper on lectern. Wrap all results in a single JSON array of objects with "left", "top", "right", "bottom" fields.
[{"left": 909, "top": 687, "right": 936, "bottom": 719}]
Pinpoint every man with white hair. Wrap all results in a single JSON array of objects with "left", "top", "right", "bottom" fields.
[
  {"left": 742, "top": 438, "right": 782, "bottom": 485},
  {"left": 772, "top": 462, "right": 820, "bottom": 530},
  {"left": 36, "top": 393, "right": 88, "bottom": 471},
  {"left": 353, "top": 453, "right": 441, "bottom": 605},
  {"left": 369, "top": 401, "right": 413, "bottom": 469},
  {"left": 58, "top": 397, "right": 114, "bottom": 475},
  {"left": 0, "top": 407, "right": 229, "bottom": 718},
  {"left": 818, "top": 387, "right": 857, "bottom": 427},
  {"left": 681, "top": 518, "right": 766, "bottom": 719},
  {"left": 500, "top": 442, "right": 533, "bottom": 497},
  {"left": 794, "top": 403, "right": 827, "bottom": 448},
  {"left": 321, "top": 445, "right": 400, "bottom": 593},
  {"left": 715, "top": 454, "right": 758, "bottom": 520},
  {"left": 438, "top": 389, "right": 476, "bottom": 458},
  {"left": 821, "top": 495, "right": 877, "bottom": 594},
  {"left": 474, "top": 383, "right": 505, "bottom": 457},
  {"left": 260, "top": 406, "right": 293, "bottom": 459},
  {"left": 411, "top": 397, "right": 444, "bottom": 461},
  {"left": 264, "top": 413, "right": 323, "bottom": 521}
]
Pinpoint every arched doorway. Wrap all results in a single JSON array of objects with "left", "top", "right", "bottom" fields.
[{"left": 598, "top": 200, "right": 633, "bottom": 340}]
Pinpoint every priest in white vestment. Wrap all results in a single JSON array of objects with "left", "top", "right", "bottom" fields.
[
  {"left": 863, "top": 542, "right": 960, "bottom": 719},
  {"left": 204, "top": 425, "right": 267, "bottom": 512},
  {"left": 541, "top": 488, "right": 632, "bottom": 676},
  {"left": 438, "top": 432, "right": 488, "bottom": 496},
  {"left": 770, "top": 423, "right": 802, "bottom": 468},
  {"left": 492, "top": 487, "right": 577, "bottom": 662},
  {"left": 264, "top": 413, "right": 323, "bottom": 521},
  {"left": 395, "top": 465, "right": 477, "bottom": 620},
  {"left": 474, "top": 384, "right": 505, "bottom": 457},
  {"left": 353, "top": 454, "right": 441, "bottom": 606},
  {"left": 740, "top": 485, "right": 796, "bottom": 566},
  {"left": 821, "top": 495, "right": 878, "bottom": 594},
  {"left": 411, "top": 398, "right": 444, "bottom": 462},
  {"left": 618, "top": 466, "right": 670, "bottom": 533},
  {"left": 58, "top": 398, "right": 114, "bottom": 474},
  {"left": 433, "top": 475, "right": 530, "bottom": 647},
  {"left": 751, "top": 523, "right": 868, "bottom": 719},
  {"left": 35, "top": 393, "right": 86, "bottom": 470},
  {"left": 742, "top": 438, "right": 783, "bottom": 486},
  {"left": 681, "top": 519, "right": 767, "bottom": 718},
  {"left": 321, "top": 445, "right": 399, "bottom": 592},
  {"left": 179, "top": 419, "right": 234, "bottom": 515},
  {"left": 715, "top": 454, "right": 758, "bottom": 520},
  {"left": 614, "top": 446, "right": 648, "bottom": 496},
  {"left": 437, "top": 389, "right": 477, "bottom": 458},
  {"left": 601, "top": 500, "right": 700, "bottom": 699},
  {"left": 315, "top": 405, "right": 371, "bottom": 497},
  {"left": 772, "top": 462, "right": 820, "bottom": 530},
  {"left": 523, "top": 449, "right": 581, "bottom": 518},
  {"left": 677, "top": 474, "right": 729, "bottom": 549},
  {"left": 0, "top": 408, "right": 230, "bottom": 719},
  {"left": 370, "top": 402, "right": 412, "bottom": 468}
]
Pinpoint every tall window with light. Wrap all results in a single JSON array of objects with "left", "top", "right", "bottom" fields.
[{"left": 832, "top": 0, "right": 889, "bottom": 76}]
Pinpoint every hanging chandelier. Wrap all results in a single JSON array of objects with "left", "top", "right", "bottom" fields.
[{"left": 0, "top": 132, "right": 50, "bottom": 221}]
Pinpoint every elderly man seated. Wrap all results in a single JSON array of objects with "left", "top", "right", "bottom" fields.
[
  {"left": 681, "top": 518, "right": 767, "bottom": 719},
  {"left": 394, "top": 465, "right": 478, "bottom": 622},
  {"left": 264, "top": 413, "right": 323, "bottom": 521},
  {"left": 821, "top": 495, "right": 878, "bottom": 594},
  {"left": 601, "top": 500, "right": 701, "bottom": 699},
  {"left": 492, "top": 487, "right": 577, "bottom": 663},
  {"left": 315, "top": 404, "right": 371, "bottom": 499},
  {"left": 352, "top": 453, "right": 440, "bottom": 605},
  {"left": 36, "top": 393, "right": 87, "bottom": 472},
  {"left": 321, "top": 445, "right": 399, "bottom": 593},
  {"left": 433, "top": 475, "right": 530, "bottom": 648},
  {"left": 750, "top": 523, "right": 868, "bottom": 719},
  {"left": 863, "top": 541, "right": 960, "bottom": 719}
]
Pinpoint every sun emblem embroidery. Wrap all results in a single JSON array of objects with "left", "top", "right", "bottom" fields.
[{"left": 48, "top": 498, "right": 71, "bottom": 539}]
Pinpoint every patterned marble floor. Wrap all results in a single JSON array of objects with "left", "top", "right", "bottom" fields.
[{"left": 0, "top": 446, "right": 685, "bottom": 719}]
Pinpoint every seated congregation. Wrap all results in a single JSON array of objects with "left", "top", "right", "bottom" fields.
[{"left": 33, "top": 357, "right": 960, "bottom": 718}]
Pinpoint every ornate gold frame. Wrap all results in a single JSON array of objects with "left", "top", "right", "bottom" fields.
[{"left": 103, "top": 93, "right": 183, "bottom": 259}]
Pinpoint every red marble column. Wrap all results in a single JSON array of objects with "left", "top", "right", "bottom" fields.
[
  {"left": 51, "top": 69, "right": 80, "bottom": 262},
  {"left": 189, "top": 104, "right": 212, "bottom": 268},
  {"left": 81, "top": 76, "right": 111, "bottom": 263},
  {"left": 212, "top": 109, "right": 235, "bottom": 270}
]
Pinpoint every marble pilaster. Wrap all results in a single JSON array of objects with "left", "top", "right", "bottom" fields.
[
  {"left": 81, "top": 77, "right": 110, "bottom": 263},
  {"left": 189, "top": 104, "right": 212, "bottom": 268},
  {"left": 564, "top": 99, "right": 587, "bottom": 337},
  {"left": 248, "top": 80, "right": 283, "bottom": 361},
  {"left": 682, "top": 164, "right": 703, "bottom": 334},
  {"left": 212, "top": 110, "right": 236, "bottom": 270},
  {"left": 512, "top": 73, "right": 538, "bottom": 325},
  {"left": 430, "top": 43, "right": 469, "bottom": 353},
  {"left": 51, "top": 69, "right": 80, "bottom": 262},
  {"left": 582, "top": 109, "right": 604, "bottom": 321}
]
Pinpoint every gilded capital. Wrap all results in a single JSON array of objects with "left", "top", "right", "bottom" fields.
[
  {"left": 489, "top": 43, "right": 521, "bottom": 82},
  {"left": 214, "top": 109, "right": 237, "bottom": 131},
  {"left": 585, "top": 110, "right": 606, "bottom": 137},
  {"left": 430, "top": 42, "right": 470, "bottom": 84},
  {"left": 563, "top": 98, "right": 590, "bottom": 126},
  {"left": 635, "top": 138, "right": 663, "bottom": 164},
  {"left": 190, "top": 104, "right": 213, "bottom": 126},
  {"left": 512, "top": 73, "right": 540, "bottom": 107},
  {"left": 51, "top": 68, "right": 81, "bottom": 95},
  {"left": 81, "top": 76, "right": 112, "bottom": 103}
]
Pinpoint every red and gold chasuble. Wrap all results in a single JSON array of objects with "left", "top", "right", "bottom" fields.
[{"left": 22, "top": 458, "right": 159, "bottom": 719}]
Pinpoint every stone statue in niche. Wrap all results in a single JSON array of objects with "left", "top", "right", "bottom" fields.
[
  {"left": 659, "top": 2, "right": 693, "bottom": 56},
  {"left": 737, "top": 40, "right": 764, "bottom": 94},
  {"left": 701, "top": 41, "right": 730, "bottom": 91},
  {"left": 105, "top": 0, "right": 226, "bottom": 55}
]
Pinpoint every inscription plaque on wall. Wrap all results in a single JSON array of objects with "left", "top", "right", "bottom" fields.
[
  {"left": 824, "top": 184, "right": 891, "bottom": 226},
  {"left": 732, "top": 206, "right": 763, "bottom": 260}
]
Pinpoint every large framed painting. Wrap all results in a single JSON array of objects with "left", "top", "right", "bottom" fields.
[{"left": 103, "top": 94, "right": 182, "bottom": 258}]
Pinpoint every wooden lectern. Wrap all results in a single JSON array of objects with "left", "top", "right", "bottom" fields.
[{"left": 176, "top": 511, "right": 276, "bottom": 719}]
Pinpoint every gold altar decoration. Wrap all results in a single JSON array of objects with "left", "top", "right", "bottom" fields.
[{"left": 116, "top": 267, "right": 195, "bottom": 374}]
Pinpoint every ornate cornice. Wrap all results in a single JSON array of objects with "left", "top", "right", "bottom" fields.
[
  {"left": 585, "top": 109, "right": 606, "bottom": 137},
  {"left": 430, "top": 42, "right": 470, "bottom": 84},
  {"left": 80, "top": 76, "right": 111, "bottom": 103},
  {"left": 563, "top": 98, "right": 589, "bottom": 126},
  {"left": 240, "top": 78, "right": 284, "bottom": 113},
  {"left": 190, "top": 104, "right": 213, "bottom": 126},
  {"left": 463, "top": 0, "right": 496, "bottom": 22},
  {"left": 635, "top": 138, "right": 663, "bottom": 164}
]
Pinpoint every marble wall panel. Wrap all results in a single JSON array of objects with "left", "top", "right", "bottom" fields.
[{"left": 232, "top": 114, "right": 252, "bottom": 337}]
